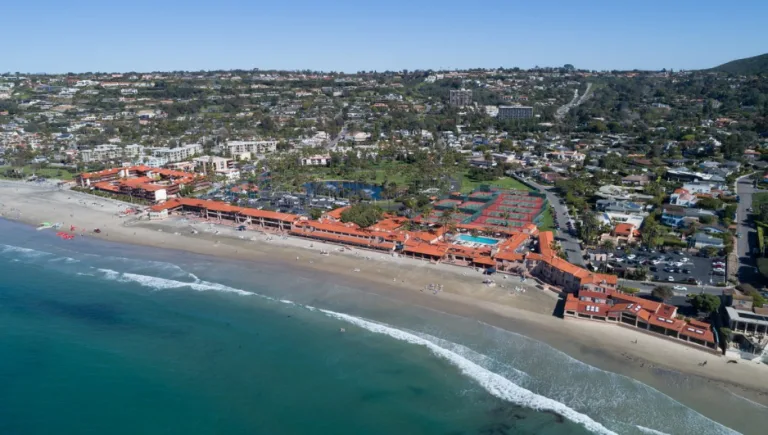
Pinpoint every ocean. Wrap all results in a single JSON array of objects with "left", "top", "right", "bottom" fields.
[{"left": 0, "top": 219, "right": 759, "bottom": 435}]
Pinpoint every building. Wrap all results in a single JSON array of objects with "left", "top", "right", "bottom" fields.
[
  {"left": 150, "top": 143, "right": 202, "bottom": 163},
  {"left": 621, "top": 174, "right": 650, "bottom": 186},
  {"left": 449, "top": 89, "right": 472, "bottom": 107},
  {"left": 661, "top": 206, "right": 686, "bottom": 227},
  {"left": 546, "top": 150, "right": 585, "bottom": 163},
  {"left": 723, "top": 290, "right": 768, "bottom": 359},
  {"left": 77, "top": 165, "right": 202, "bottom": 203},
  {"left": 526, "top": 232, "right": 618, "bottom": 294},
  {"left": 79, "top": 144, "right": 125, "bottom": 163},
  {"left": 300, "top": 154, "right": 330, "bottom": 166},
  {"left": 600, "top": 223, "right": 639, "bottom": 246},
  {"left": 227, "top": 140, "right": 277, "bottom": 155},
  {"left": 194, "top": 156, "right": 239, "bottom": 181},
  {"left": 194, "top": 155, "right": 232, "bottom": 173},
  {"left": 564, "top": 291, "right": 717, "bottom": 351},
  {"left": 669, "top": 188, "right": 698, "bottom": 207},
  {"left": 691, "top": 232, "right": 724, "bottom": 249},
  {"left": 498, "top": 105, "right": 534, "bottom": 120}
]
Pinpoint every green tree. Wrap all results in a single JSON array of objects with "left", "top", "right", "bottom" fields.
[
  {"left": 340, "top": 203, "right": 383, "bottom": 228},
  {"left": 577, "top": 211, "right": 602, "bottom": 246},
  {"left": 309, "top": 208, "right": 323, "bottom": 220},
  {"left": 719, "top": 327, "right": 733, "bottom": 344},
  {"left": 600, "top": 240, "right": 615, "bottom": 251},
  {"left": 697, "top": 197, "right": 722, "bottom": 210},
  {"left": 687, "top": 293, "right": 721, "bottom": 314},
  {"left": 640, "top": 217, "right": 662, "bottom": 249},
  {"left": 651, "top": 286, "right": 674, "bottom": 302}
]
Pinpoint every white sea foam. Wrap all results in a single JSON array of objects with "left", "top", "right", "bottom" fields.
[
  {"left": 729, "top": 391, "right": 768, "bottom": 409},
  {"left": 279, "top": 299, "right": 295, "bottom": 305},
  {"left": 0, "top": 244, "right": 51, "bottom": 258},
  {"left": 636, "top": 425, "right": 671, "bottom": 435},
  {"left": 97, "top": 268, "right": 255, "bottom": 296},
  {"left": 320, "top": 309, "right": 618, "bottom": 435}
]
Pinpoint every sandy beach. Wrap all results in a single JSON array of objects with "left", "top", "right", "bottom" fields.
[{"left": 2, "top": 180, "right": 768, "bottom": 425}]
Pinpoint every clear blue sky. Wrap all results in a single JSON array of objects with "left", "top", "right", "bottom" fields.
[{"left": 5, "top": 0, "right": 767, "bottom": 73}]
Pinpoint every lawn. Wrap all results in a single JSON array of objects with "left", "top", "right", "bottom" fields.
[
  {"left": 753, "top": 192, "right": 768, "bottom": 210},
  {"left": 0, "top": 166, "right": 75, "bottom": 180},
  {"left": 536, "top": 205, "right": 555, "bottom": 231},
  {"left": 459, "top": 172, "right": 531, "bottom": 193},
  {"left": 311, "top": 162, "right": 410, "bottom": 186}
]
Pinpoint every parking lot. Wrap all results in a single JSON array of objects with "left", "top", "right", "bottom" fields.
[{"left": 587, "top": 247, "right": 728, "bottom": 286}]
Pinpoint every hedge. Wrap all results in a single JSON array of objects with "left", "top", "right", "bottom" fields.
[
  {"left": 758, "top": 226, "right": 765, "bottom": 257},
  {"left": 662, "top": 237, "right": 688, "bottom": 248}
]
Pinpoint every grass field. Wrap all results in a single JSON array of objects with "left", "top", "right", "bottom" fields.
[
  {"left": 312, "top": 162, "right": 410, "bottom": 185},
  {"left": 536, "top": 205, "right": 555, "bottom": 231},
  {"left": 753, "top": 192, "right": 768, "bottom": 210},
  {"left": 1, "top": 166, "right": 75, "bottom": 180},
  {"left": 459, "top": 172, "right": 532, "bottom": 193}
]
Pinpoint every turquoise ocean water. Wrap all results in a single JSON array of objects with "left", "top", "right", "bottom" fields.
[{"left": 0, "top": 219, "right": 758, "bottom": 434}]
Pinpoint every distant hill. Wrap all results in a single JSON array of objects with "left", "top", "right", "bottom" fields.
[{"left": 710, "top": 53, "right": 768, "bottom": 75}]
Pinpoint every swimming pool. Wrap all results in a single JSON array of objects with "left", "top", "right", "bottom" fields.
[{"left": 455, "top": 234, "right": 499, "bottom": 245}]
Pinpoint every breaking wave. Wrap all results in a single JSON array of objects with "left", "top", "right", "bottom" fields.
[
  {"left": 319, "top": 309, "right": 618, "bottom": 435},
  {"left": 96, "top": 269, "right": 254, "bottom": 296}
]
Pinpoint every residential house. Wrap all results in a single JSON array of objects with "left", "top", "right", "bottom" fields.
[
  {"left": 691, "top": 232, "right": 724, "bottom": 249},
  {"left": 300, "top": 154, "right": 330, "bottom": 166},
  {"left": 669, "top": 188, "right": 698, "bottom": 207},
  {"left": 621, "top": 174, "right": 650, "bottom": 187},
  {"left": 661, "top": 206, "right": 686, "bottom": 227}
]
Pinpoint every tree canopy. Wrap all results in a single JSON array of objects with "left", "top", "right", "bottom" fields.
[
  {"left": 687, "top": 293, "right": 721, "bottom": 314},
  {"left": 651, "top": 286, "right": 674, "bottom": 301},
  {"left": 340, "top": 203, "right": 383, "bottom": 228}
]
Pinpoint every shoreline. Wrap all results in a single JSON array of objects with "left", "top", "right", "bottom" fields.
[{"left": 2, "top": 181, "right": 768, "bottom": 429}]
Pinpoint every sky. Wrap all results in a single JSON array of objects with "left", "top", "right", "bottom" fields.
[{"left": 4, "top": 0, "right": 768, "bottom": 74}]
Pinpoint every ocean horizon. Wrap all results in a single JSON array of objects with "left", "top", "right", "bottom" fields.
[{"left": 0, "top": 219, "right": 759, "bottom": 435}]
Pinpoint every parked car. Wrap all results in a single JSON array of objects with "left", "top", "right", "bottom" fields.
[
  {"left": 668, "top": 276, "right": 675, "bottom": 282},
  {"left": 682, "top": 268, "right": 691, "bottom": 274}
]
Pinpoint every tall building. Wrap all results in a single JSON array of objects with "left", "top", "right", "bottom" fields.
[
  {"left": 449, "top": 89, "right": 472, "bottom": 107},
  {"left": 498, "top": 105, "right": 534, "bottom": 120}
]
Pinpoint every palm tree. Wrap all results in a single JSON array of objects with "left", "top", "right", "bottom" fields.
[{"left": 500, "top": 211, "right": 512, "bottom": 227}]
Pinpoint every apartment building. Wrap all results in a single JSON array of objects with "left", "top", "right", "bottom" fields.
[
  {"left": 449, "top": 89, "right": 472, "bottom": 107},
  {"left": 498, "top": 105, "right": 534, "bottom": 120},
  {"left": 227, "top": 140, "right": 277, "bottom": 155},
  {"left": 150, "top": 143, "right": 203, "bottom": 162}
]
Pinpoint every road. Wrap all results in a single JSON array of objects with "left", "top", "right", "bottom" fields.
[
  {"left": 327, "top": 126, "right": 348, "bottom": 149},
  {"left": 554, "top": 83, "right": 592, "bottom": 121},
  {"left": 735, "top": 174, "right": 763, "bottom": 285},
  {"left": 519, "top": 176, "right": 585, "bottom": 266},
  {"left": 618, "top": 279, "right": 728, "bottom": 297}
]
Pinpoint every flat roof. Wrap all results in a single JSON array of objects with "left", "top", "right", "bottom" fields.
[{"left": 726, "top": 307, "right": 768, "bottom": 326}]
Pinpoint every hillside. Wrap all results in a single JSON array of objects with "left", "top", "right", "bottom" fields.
[{"left": 710, "top": 53, "right": 768, "bottom": 75}]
